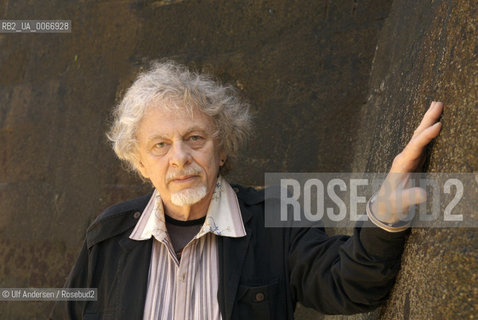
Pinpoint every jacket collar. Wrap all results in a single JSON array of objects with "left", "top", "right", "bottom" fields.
[
  {"left": 86, "top": 193, "right": 152, "bottom": 250},
  {"left": 85, "top": 183, "right": 262, "bottom": 250}
]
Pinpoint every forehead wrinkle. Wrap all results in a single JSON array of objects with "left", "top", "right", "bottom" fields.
[
  {"left": 146, "top": 133, "right": 168, "bottom": 142},
  {"left": 146, "top": 125, "right": 213, "bottom": 142}
]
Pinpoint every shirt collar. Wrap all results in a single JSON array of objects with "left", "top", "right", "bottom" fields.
[{"left": 129, "top": 176, "right": 246, "bottom": 242}]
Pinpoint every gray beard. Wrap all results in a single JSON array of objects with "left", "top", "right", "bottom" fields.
[{"left": 170, "top": 185, "right": 207, "bottom": 206}]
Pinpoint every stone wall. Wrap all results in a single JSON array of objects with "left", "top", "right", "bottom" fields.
[
  {"left": 0, "top": 0, "right": 476, "bottom": 319},
  {"left": 351, "top": 0, "right": 477, "bottom": 319},
  {"left": 298, "top": 0, "right": 478, "bottom": 319}
]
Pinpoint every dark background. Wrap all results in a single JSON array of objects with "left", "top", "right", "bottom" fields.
[{"left": 0, "top": 0, "right": 476, "bottom": 319}]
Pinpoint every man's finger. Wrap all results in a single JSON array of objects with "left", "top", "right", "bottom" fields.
[
  {"left": 412, "top": 101, "right": 444, "bottom": 139},
  {"left": 401, "top": 187, "right": 427, "bottom": 206},
  {"left": 390, "top": 122, "right": 441, "bottom": 172},
  {"left": 403, "top": 122, "right": 442, "bottom": 161}
]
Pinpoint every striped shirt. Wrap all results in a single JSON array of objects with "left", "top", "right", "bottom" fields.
[{"left": 129, "top": 176, "right": 246, "bottom": 320}]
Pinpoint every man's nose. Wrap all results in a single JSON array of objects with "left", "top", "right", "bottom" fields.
[{"left": 169, "top": 141, "right": 192, "bottom": 168}]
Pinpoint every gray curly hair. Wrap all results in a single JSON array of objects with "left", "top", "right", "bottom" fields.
[{"left": 107, "top": 61, "right": 252, "bottom": 176}]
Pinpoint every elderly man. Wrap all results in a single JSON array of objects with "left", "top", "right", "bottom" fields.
[{"left": 50, "top": 61, "right": 443, "bottom": 319}]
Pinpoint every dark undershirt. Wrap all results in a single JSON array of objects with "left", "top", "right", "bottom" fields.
[{"left": 164, "top": 214, "right": 206, "bottom": 261}]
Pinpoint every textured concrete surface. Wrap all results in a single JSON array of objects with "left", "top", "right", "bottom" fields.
[{"left": 0, "top": 0, "right": 476, "bottom": 319}]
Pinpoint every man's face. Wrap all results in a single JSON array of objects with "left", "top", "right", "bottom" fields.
[{"left": 136, "top": 103, "right": 224, "bottom": 213}]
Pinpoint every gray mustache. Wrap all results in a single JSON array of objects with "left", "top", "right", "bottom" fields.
[{"left": 166, "top": 167, "right": 202, "bottom": 183}]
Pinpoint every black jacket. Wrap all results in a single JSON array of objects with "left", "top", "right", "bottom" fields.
[{"left": 50, "top": 185, "right": 409, "bottom": 320}]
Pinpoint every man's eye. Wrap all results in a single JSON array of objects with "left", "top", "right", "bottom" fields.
[
  {"left": 187, "top": 135, "right": 205, "bottom": 147},
  {"left": 151, "top": 142, "right": 169, "bottom": 156}
]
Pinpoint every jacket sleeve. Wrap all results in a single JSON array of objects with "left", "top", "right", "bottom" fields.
[
  {"left": 49, "top": 239, "right": 91, "bottom": 320},
  {"left": 287, "top": 220, "right": 409, "bottom": 315}
]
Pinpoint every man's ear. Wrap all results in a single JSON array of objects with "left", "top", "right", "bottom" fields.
[{"left": 219, "top": 152, "right": 227, "bottom": 167}]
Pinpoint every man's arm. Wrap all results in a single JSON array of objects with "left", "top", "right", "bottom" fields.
[{"left": 287, "top": 221, "right": 408, "bottom": 314}]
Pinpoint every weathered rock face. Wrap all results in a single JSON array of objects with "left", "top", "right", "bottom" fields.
[
  {"left": 350, "top": 0, "right": 477, "bottom": 319},
  {"left": 0, "top": 0, "right": 476, "bottom": 319},
  {"left": 298, "top": 0, "right": 478, "bottom": 319}
]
